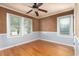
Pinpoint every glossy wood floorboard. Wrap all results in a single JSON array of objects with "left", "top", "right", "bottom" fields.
[{"left": 0, "top": 40, "right": 74, "bottom": 56}]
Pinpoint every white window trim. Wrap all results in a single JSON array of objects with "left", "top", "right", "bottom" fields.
[
  {"left": 7, "top": 13, "right": 32, "bottom": 38},
  {"left": 57, "top": 14, "right": 73, "bottom": 38}
]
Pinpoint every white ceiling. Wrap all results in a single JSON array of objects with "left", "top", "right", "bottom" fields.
[{"left": 0, "top": 3, "right": 74, "bottom": 19}]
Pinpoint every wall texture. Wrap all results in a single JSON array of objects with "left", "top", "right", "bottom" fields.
[
  {"left": 0, "top": 7, "right": 74, "bottom": 33},
  {"left": 0, "top": 7, "right": 6, "bottom": 33},
  {"left": 74, "top": 4, "right": 79, "bottom": 56},
  {"left": 39, "top": 10, "right": 74, "bottom": 32},
  {"left": 32, "top": 19, "right": 40, "bottom": 31},
  {"left": 0, "top": 7, "right": 40, "bottom": 33},
  {"left": 75, "top": 4, "right": 79, "bottom": 38}
]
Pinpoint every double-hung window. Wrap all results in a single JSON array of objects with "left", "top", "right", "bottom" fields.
[
  {"left": 57, "top": 14, "right": 73, "bottom": 37},
  {"left": 7, "top": 13, "right": 32, "bottom": 37}
]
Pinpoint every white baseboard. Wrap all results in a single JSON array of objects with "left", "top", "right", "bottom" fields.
[
  {"left": 0, "top": 32, "right": 40, "bottom": 51},
  {"left": 0, "top": 39, "right": 38, "bottom": 51},
  {"left": 40, "top": 39, "right": 75, "bottom": 56},
  {"left": 0, "top": 38, "right": 74, "bottom": 51},
  {"left": 40, "top": 39, "right": 74, "bottom": 47}
]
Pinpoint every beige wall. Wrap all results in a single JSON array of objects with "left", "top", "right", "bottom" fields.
[
  {"left": 0, "top": 6, "right": 74, "bottom": 33},
  {"left": 0, "top": 7, "right": 40, "bottom": 33},
  {"left": 39, "top": 10, "right": 74, "bottom": 32},
  {"left": 75, "top": 4, "right": 79, "bottom": 38},
  {"left": 0, "top": 7, "right": 6, "bottom": 33}
]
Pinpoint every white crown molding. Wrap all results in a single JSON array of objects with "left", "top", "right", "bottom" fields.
[
  {"left": 0, "top": 39, "right": 38, "bottom": 51},
  {"left": 0, "top": 4, "right": 38, "bottom": 19},
  {"left": 0, "top": 4, "right": 74, "bottom": 19},
  {"left": 39, "top": 7, "right": 74, "bottom": 19}
]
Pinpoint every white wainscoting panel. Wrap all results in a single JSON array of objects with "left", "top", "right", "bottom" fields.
[
  {"left": 40, "top": 32, "right": 74, "bottom": 47},
  {"left": 0, "top": 32, "right": 75, "bottom": 50},
  {"left": 0, "top": 32, "right": 39, "bottom": 50},
  {"left": 75, "top": 36, "right": 79, "bottom": 56}
]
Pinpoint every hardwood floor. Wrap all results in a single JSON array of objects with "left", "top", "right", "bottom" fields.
[{"left": 0, "top": 40, "right": 74, "bottom": 56}]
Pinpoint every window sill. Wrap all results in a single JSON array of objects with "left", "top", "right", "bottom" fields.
[{"left": 7, "top": 35, "right": 23, "bottom": 39}]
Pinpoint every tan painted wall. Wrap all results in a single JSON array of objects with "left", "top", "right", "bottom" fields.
[
  {"left": 0, "top": 6, "right": 74, "bottom": 33},
  {"left": 0, "top": 7, "right": 40, "bottom": 33},
  {"left": 39, "top": 10, "right": 74, "bottom": 32},
  {"left": 75, "top": 4, "right": 79, "bottom": 38}
]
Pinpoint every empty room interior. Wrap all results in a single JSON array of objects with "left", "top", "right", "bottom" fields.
[{"left": 0, "top": 3, "right": 79, "bottom": 56}]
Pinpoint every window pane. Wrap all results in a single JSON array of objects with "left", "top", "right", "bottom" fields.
[
  {"left": 10, "top": 15, "right": 21, "bottom": 36},
  {"left": 8, "top": 13, "right": 32, "bottom": 37},
  {"left": 59, "top": 16, "right": 71, "bottom": 35},
  {"left": 23, "top": 18, "right": 32, "bottom": 34}
]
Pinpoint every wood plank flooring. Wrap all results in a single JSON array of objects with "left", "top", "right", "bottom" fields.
[{"left": 0, "top": 40, "right": 74, "bottom": 56}]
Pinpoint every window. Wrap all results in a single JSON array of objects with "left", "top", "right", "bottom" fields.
[
  {"left": 7, "top": 13, "right": 32, "bottom": 37},
  {"left": 57, "top": 15, "right": 73, "bottom": 37},
  {"left": 21, "top": 18, "right": 32, "bottom": 35}
]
